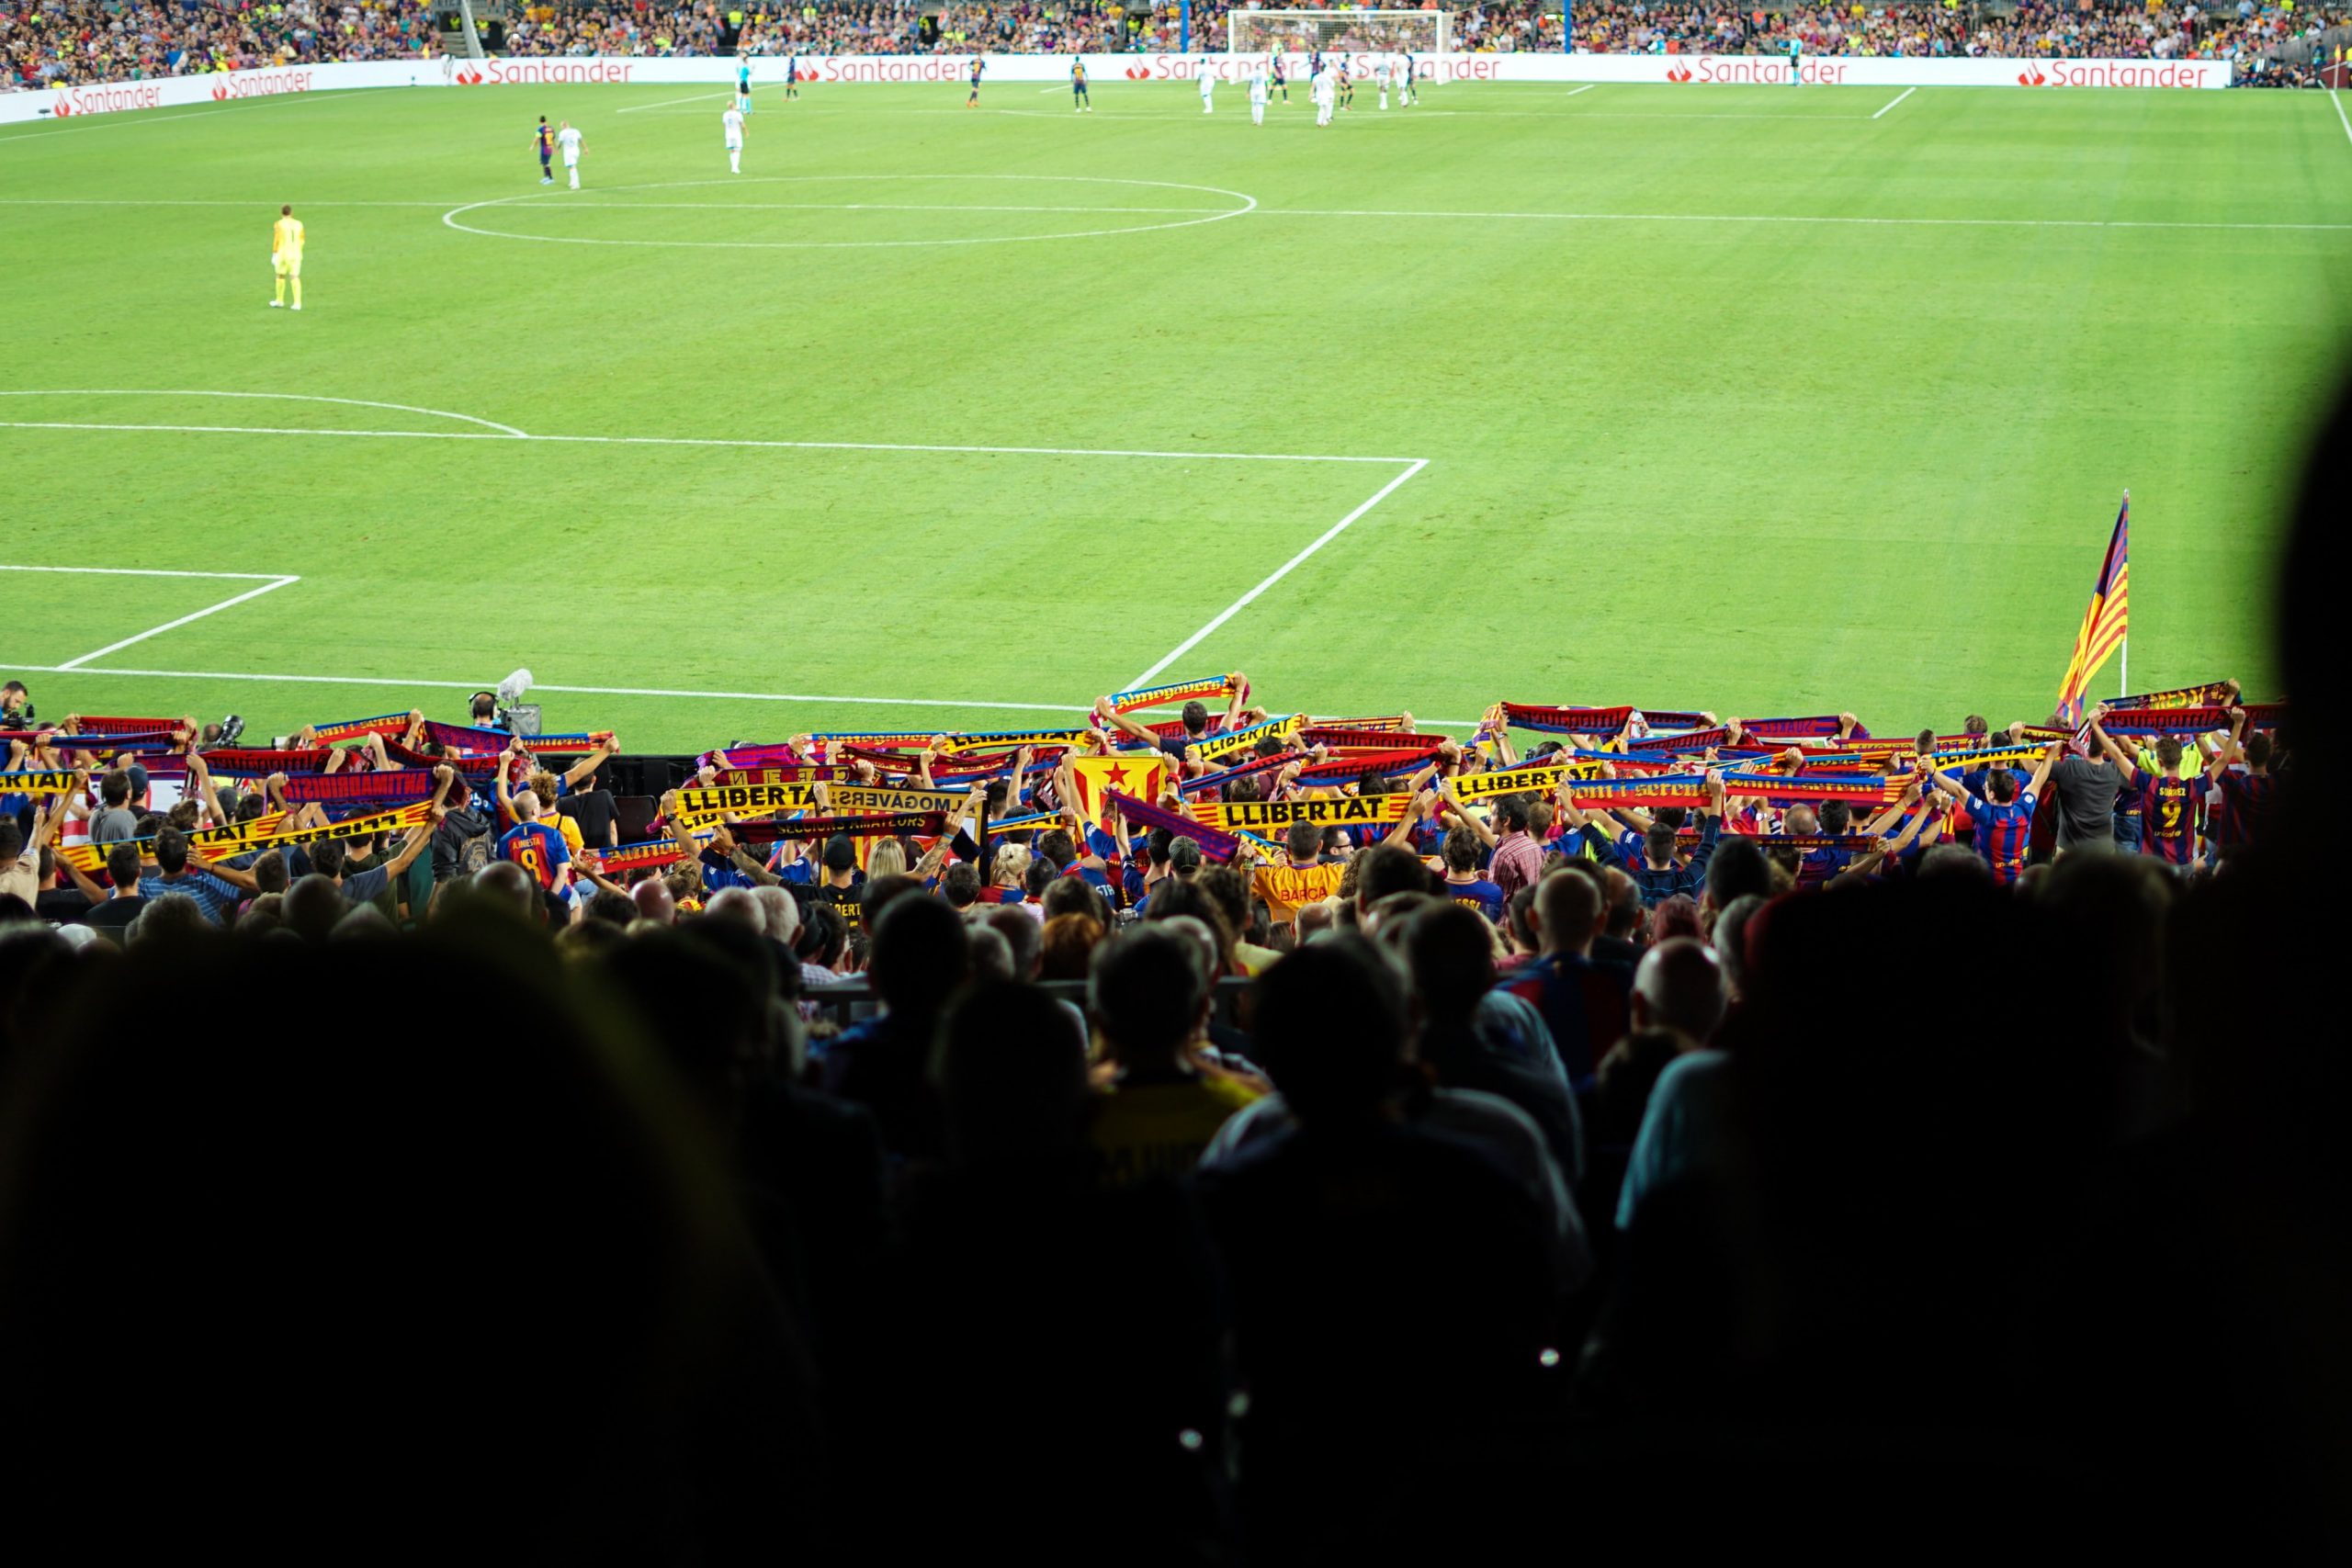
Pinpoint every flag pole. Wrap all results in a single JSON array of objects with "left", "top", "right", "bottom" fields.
[{"left": 2119, "top": 488, "right": 2129, "bottom": 698}]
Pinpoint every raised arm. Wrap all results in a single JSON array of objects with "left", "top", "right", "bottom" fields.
[
  {"left": 561, "top": 735, "right": 617, "bottom": 791},
  {"left": 2206, "top": 707, "right": 2247, "bottom": 787},
  {"left": 2086, "top": 707, "right": 2135, "bottom": 773},
  {"left": 1092, "top": 694, "right": 1159, "bottom": 747},
  {"left": 1221, "top": 671, "right": 1250, "bottom": 731},
  {"left": 2025, "top": 739, "right": 2063, "bottom": 800}
]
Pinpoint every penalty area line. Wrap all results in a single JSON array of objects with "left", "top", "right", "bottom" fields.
[
  {"left": 1126, "top": 457, "right": 1428, "bottom": 689},
  {"left": 49, "top": 574, "right": 301, "bottom": 671},
  {"left": 1872, "top": 86, "right": 1917, "bottom": 119}
]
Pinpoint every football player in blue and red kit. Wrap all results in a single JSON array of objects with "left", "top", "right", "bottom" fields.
[{"left": 533, "top": 116, "right": 555, "bottom": 185}]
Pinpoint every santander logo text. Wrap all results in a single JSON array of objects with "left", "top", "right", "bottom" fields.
[
  {"left": 47, "top": 81, "right": 164, "bottom": 117},
  {"left": 207, "top": 68, "right": 313, "bottom": 102},
  {"left": 476, "top": 57, "right": 637, "bottom": 85}
]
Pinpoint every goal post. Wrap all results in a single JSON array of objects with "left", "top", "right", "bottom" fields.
[{"left": 1227, "top": 8, "right": 1451, "bottom": 56}]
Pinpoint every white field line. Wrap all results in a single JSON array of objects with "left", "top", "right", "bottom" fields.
[
  {"left": 0, "top": 658, "right": 1489, "bottom": 728},
  {"left": 507, "top": 199, "right": 1236, "bottom": 214},
  {"left": 1873, "top": 86, "right": 1917, "bottom": 119},
  {"left": 2334, "top": 89, "right": 2352, "bottom": 150},
  {"left": 2, "top": 391, "right": 1426, "bottom": 689},
  {"left": 0, "top": 193, "right": 2335, "bottom": 233},
  {"left": 0, "top": 89, "right": 358, "bottom": 146},
  {"left": 1126, "top": 457, "right": 1428, "bottom": 689},
  {"left": 51, "top": 575, "right": 301, "bottom": 671},
  {"left": 0, "top": 389, "right": 524, "bottom": 434},
  {"left": 1257, "top": 208, "right": 2352, "bottom": 233},
  {"left": 0, "top": 562, "right": 288, "bottom": 581},
  {"left": 0, "top": 416, "right": 1416, "bottom": 464},
  {"left": 616, "top": 91, "right": 731, "bottom": 113},
  {"left": 0, "top": 197, "right": 461, "bottom": 208}
]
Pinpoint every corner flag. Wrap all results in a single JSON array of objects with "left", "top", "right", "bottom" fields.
[{"left": 2054, "top": 492, "right": 2131, "bottom": 727}]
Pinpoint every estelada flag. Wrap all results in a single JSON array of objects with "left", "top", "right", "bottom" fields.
[
  {"left": 2054, "top": 493, "right": 2130, "bottom": 727},
  {"left": 1068, "top": 754, "right": 1165, "bottom": 832}
]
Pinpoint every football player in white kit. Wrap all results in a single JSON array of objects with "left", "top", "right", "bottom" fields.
[
  {"left": 1312, "top": 62, "right": 1335, "bottom": 127},
  {"left": 723, "top": 102, "right": 745, "bottom": 173},
  {"left": 1374, "top": 53, "right": 1391, "bottom": 108},
  {"left": 1199, "top": 60, "right": 1216, "bottom": 113},
  {"left": 1250, "top": 65, "right": 1268, "bottom": 125},
  {"left": 557, "top": 119, "right": 583, "bottom": 188}
]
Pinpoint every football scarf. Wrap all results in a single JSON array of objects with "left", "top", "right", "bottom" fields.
[
  {"left": 422, "top": 721, "right": 612, "bottom": 756},
  {"left": 1449, "top": 758, "right": 1607, "bottom": 804},
  {"left": 201, "top": 747, "right": 337, "bottom": 774},
  {"left": 728, "top": 811, "right": 947, "bottom": 846},
  {"left": 227, "top": 770, "right": 445, "bottom": 807},
  {"left": 1190, "top": 793, "right": 1413, "bottom": 833},
  {"left": 64, "top": 715, "right": 181, "bottom": 736},
  {"left": 1719, "top": 772, "right": 1890, "bottom": 804},
  {"left": 711, "top": 764, "right": 854, "bottom": 787},
  {"left": 1104, "top": 790, "right": 1242, "bottom": 863},
  {"left": 216, "top": 802, "right": 434, "bottom": 854},
  {"left": 1920, "top": 743, "right": 2050, "bottom": 776},
  {"left": 934, "top": 728, "right": 1098, "bottom": 753},
  {"left": 6, "top": 730, "right": 180, "bottom": 754},
  {"left": 308, "top": 712, "right": 415, "bottom": 743},
  {"left": 588, "top": 831, "right": 713, "bottom": 877},
  {"left": 2099, "top": 704, "right": 2282, "bottom": 736},
  {"left": 59, "top": 810, "right": 294, "bottom": 874},
  {"left": 2116, "top": 682, "right": 2236, "bottom": 710},
  {"left": 1107, "top": 675, "right": 1232, "bottom": 716},
  {"left": 1304, "top": 715, "right": 1417, "bottom": 734},
  {"left": 1737, "top": 716, "right": 1849, "bottom": 739},
  {"left": 0, "top": 770, "right": 85, "bottom": 797},
  {"left": 1177, "top": 753, "right": 1294, "bottom": 797},
  {"left": 1627, "top": 726, "right": 1733, "bottom": 754},
  {"left": 1298, "top": 727, "right": 1445, "bottom": 752},
  {"left": 1556, "top": 775, "right": 1713, "bottom": 809},
  {"left": 828, "top": 784, "right": 969, "bottom": 817},
  {"left": 1193, "top": 713, "right": 1306, "bottom": 764},
  {"left": 1290, "top": 749, "right": 1437, "bottom": 787},
  {"left": 677, "top": 779, "right": 826, "bottom": 820},
  {"left": 1500, "top": 704, "right": 1634, "bottom": 736}
]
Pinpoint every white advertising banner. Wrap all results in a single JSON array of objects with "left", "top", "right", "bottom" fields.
[
  {"left": 0, "top": 49, "right": 2231, "bottom": 124},
  {"left": 0, "top": 60, "right": 436, "bottom": 124}
]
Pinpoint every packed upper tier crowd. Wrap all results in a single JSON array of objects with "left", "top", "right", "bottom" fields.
[
  {"left": 0, "top": 664, "right": 2329, "bottom": 1559},
  {"left": 10, "top": 0, "right": 2343, "bottom": 87}
]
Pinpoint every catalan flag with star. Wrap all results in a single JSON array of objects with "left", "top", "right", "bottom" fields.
[
  {"left": 2054, "top": 492, "right": 2130, "bottom": 727},
  {"left": 1067, "top": 754, "right": 1166, "bottom": 832}
]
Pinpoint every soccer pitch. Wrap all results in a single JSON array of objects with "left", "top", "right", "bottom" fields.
[{"left": 4, "top": 79, "right": 2346, "bottom": 747}]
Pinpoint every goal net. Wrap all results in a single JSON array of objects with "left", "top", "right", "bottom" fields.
[{"left": 1227, "top": 8, "right": 1451, "bottom": 56}]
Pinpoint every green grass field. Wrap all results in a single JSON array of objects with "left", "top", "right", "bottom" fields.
[{"left": 4, "top": 79, "right": 2346, "bottom": 748}]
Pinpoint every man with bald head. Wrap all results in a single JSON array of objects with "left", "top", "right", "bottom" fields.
[
  {"left": 704, "top": 886, "right": 765, "bottom": 934},
  {"left": 1493, "top": 870, "right": 1634, "bottom": 1092},
  {"left": 630, "top": 874, "right": 677, "bottom": 927},
  {"left": 472, "top": 860, "right": 539, "bottom": 917},
  {"left": 1631, "top": 937, "right": 1727, "bottom": 1044}
]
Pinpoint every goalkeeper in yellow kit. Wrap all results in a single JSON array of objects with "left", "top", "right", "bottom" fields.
[{"left": 269, "top": 204, "right": 304, "bottom": 311}]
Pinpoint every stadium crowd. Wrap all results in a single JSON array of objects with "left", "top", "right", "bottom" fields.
[
  {"left": 0, "top": 641, "right": 2335, "bottom": 1557},
  {"left": 1571, "top": 0, "right": 2346, "bottom": 67},
  {"left": 10, "top": 0, "right": 2342, "bottom": 85},
  {"left": 3, "top": 0, "right": 434, "bottom": 86}
]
